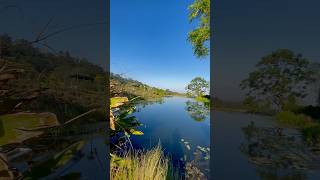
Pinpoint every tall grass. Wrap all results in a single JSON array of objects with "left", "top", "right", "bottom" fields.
[{"left": 110, "top": 145, "right": 181, "bottom": 180}]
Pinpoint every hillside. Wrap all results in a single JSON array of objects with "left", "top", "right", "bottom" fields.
[
  {"left": 0, "top": 34, "right": 106, "bottom": 123},
  {"left": 110, "top": 73, "right": 184, "bottom": 101}
]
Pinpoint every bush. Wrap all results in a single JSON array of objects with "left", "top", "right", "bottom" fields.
[
  {"left": 295, "top": 106, "right": 320, "bottom": 121},
  {"left": 275, "top": 111, "right": 311, "bottom": 128},
  {"left": 243, "top": 97, "right": 275, "bottom": 115},
  {"left": 302, "top": 125, "right": 320, "bottom": 145}
]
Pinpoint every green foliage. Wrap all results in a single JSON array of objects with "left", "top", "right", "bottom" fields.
[
  {"left": 188, "top": 0, "right": 210, "bottom": 58},
  {"left": 110, "top": 97, "right": 129, "bottom": 108},
  {"left": 186, "top": 77, "right": 209, "bottom": 97},
  {"left": 195, "top": 95, "right": 210, "bottom": 104},
  {"left": 110, "top": 73, "right": 178, "bottom": 101},
  {"left": 281, "top": 95, "right": 302, "bottom": 112},
  {"left": 241, "top": 49, "right": 315, "bottom": 111},
  {"left": 302, "top": 124, "right": 320, "bottom": 145},
  {"left": 0, "top": 113, "right": 40, "bottom": 144},
  {"left": 243, "top": 96, "right": 274, "bottom": 115},
  {"left": 276, "top": 109, "right": 320, "bottom": 145},
  {"left": 275, "top": 111, "right": 311, "bottom": 128}
]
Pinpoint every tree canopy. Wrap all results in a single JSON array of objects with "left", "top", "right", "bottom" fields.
[
  {"left": 188, "top": 0, "right": 210, "bottom": 58},
  {"left": 186, "top": 77, "right": 209, "bottom": 97},
  {"left": 240, "top": 49, "right": 315, "bottom": 111}
]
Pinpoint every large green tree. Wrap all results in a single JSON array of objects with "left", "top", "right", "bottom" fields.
[
  {"left": 188, "top": 0, "right": 210, "bottom": 58},
  {"left": 186, "top": 77, "right": 209, "bottom": 97},
  {"left": 240, "top": 49, "right": 315, "bottom": 111}
]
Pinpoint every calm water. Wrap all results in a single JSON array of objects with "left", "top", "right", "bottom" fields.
[
  {"left": 130, "top": 96, "right": 210, "bottom": 174},
  {"left": 212, "top": 111, "right": 320, "bottom": 180}
]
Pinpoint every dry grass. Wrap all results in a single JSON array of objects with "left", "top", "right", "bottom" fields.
[{"left": 110, "top": 145, "right": 181, "bottom": 180}]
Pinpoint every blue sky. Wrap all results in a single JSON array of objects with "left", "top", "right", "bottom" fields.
[{"left": 110, "top": 0, "right": 210, "bottom": 93}]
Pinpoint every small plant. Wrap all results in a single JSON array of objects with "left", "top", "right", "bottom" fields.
[{"left": 302, "top": 124, "right": 320, "bottom": 146}]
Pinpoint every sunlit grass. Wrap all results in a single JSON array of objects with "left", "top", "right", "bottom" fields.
[{"left": 110, "top": 145, "right": 181, "bottom": 180}]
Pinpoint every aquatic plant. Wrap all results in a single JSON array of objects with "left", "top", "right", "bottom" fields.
[{"left": 180, "top": 139, "right": 210, "bottom": 179}]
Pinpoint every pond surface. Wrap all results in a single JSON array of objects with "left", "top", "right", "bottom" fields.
[{"left": 212, "top": 111, "right": 320, "bottom": 180}]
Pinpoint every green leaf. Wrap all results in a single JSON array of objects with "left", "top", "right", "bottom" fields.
[{"left": 129, "top": 129, "right": 144, "bottom": 135}]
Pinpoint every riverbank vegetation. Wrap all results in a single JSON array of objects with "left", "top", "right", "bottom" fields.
[
  {"left": 185, "top": 77, "right": 210, "bottom": 108},
  {"left": 239, "top": 49, "right": 320, "bottom": 174},
  {"left": 111, "top": 73, "right": 185, "bottom": 101}
]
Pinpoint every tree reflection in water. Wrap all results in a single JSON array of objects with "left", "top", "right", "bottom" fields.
[
  {"left": 241, "top": 121, "right": 320, "bottom": 179},
  {"left": 185, "top": 101, "right": 209, "bottom": 122}
]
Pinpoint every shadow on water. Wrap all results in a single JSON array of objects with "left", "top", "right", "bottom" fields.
[{"left": 240, "top": 121, "right": 320, "bottom": 179}]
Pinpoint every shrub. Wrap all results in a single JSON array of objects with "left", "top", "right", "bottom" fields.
[
  {"left": 302, "top": 124, "right": 320, "bottom": 145},
  {"left": 295, "top": 105, "right": 320, "bottom": 121},
  {"left": 275, "top": 111, "right": 311, "bottom": 128}
]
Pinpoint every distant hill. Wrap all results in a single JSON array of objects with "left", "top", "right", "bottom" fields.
[{"left": 110, "top": 73, "right": 185, "bottom": 100}]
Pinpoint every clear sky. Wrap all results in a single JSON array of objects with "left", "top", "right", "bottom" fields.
[{"left": 110, "top": 0, "right": 210, "bottom": 93}]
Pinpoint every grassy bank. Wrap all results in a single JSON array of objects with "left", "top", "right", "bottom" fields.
[{"left": 275, "top": 108, "right": 320, "bottom": 145}]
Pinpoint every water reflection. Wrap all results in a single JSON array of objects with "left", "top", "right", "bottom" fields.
[
  {"left": 240, "top": 121, "right": 320, "bottom": 179},
  {"left": 185, "top": 101, "right": 209, "bottom": 122},
  {"left": 0, "top": 120, "right": 107, "bottom": 179}
]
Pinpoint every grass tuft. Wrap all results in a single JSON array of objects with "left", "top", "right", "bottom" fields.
[{"left": 110, "top": 145, "right": 181, "bottom": 180}]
